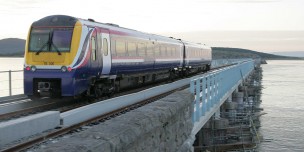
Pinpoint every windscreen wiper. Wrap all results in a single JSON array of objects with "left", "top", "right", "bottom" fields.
[
  {"left": 51, "top": 43, "right": 62, "bottom": 55},
  {"left": 36, "top": 32, "right": 51, "bottom": 55},
  {"left": 49, "top": 31, "right": 61, "bottom": 55},
  {"left": 35, "top": 41, "right": 49, "bottom": 55}
]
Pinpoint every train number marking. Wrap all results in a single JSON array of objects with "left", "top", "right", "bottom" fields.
[{"left": 43, "top": 62, "right": 54, "bottom": 65}]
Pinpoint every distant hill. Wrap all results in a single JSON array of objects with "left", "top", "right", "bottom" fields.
[
  {"left": 271, "top": 51, "right": 304, "bottom": 57},
  {"left": 212, "top": 47, "right": 303, "bottom": 60},
  {"left": 0, "top": 38, "right": 25, "bottom": 57},
  {"left": 0, "top": 38, "right": 302, "bottom": 60}
]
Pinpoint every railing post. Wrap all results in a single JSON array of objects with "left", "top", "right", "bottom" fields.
[
  {"left": 207, "top": 75, "right": 211, "bottom": 111},
  {"left": 196, "top": 79, "right": 201, "bottom": 121},
  {"left": 202, "top": 77, "right": 206, "bottom": 116},
  {"left": 190, "top": 79, "right": 196, "bottom": 122},
  {"left": 9, "top": 70, "right": 12, "bottom": 96},
  {"left": 213, "top": 74, "right": 216, "bottom": 106}
]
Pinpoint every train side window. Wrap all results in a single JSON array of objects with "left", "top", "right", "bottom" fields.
[
  {"left": 116, "top": 40, "right": 126, "bottom": 56},
  {"left": 154, "top": 45, "right": 160, "bottom": 57},
  {"left": 138, "top": 43, "right": 146, "bottom": 57},
  {"left": 128, "top": 42, "right": 137, "bottom": 56},
  {"left": 176, "top": 47, "right": 179, "bottom": 57},
  {"left": 172, "top": 48, "right": 176, "bottom": 57},
  {"left": 160, "top": 45, "right": 166, "bottom": 57},
  {"left": 103, "top": 38, "right": 108, "bottom": 56},
  {"left": 98, "top": 34, "right": 102, "bottom": 54},
  {"left": 91, "top": 37, "right": 96, "bottom": 61},
  {"left": 147, "top": 43, "right": 154, "bottom": 56}
]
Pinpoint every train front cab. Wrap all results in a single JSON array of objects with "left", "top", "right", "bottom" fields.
[{"left": 24, "top": 15, "right": 84, "bottom": 97}]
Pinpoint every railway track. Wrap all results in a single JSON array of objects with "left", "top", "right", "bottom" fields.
[
  {"left": 1, "top": 81, "right": 190, "bottom": 152},
  {"left": 0, "top": 78, "right": 176, "bottom": 122}
]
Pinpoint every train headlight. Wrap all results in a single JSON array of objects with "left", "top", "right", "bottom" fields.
[
  {"left": 31, "top": 66, "right": 37, "bottom": 72},
  {"left": 25, "top": 66, "right": 31, "bottom": 71},
  {"left": 61, "top": 66, "right": 72, "bottom": 72},
  {"left": 67, "top": 67, "right": 72, "bottom": 72},
  {"left": 61, "top": 66, "right": 67, "bottom": 72}
]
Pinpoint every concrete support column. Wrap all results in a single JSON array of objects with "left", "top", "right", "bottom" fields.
[
  {"left": 215, "top": 109, "right": 221, "bottom": 120},
  {"left": 232, "top": 91, "right": 244, "bottom": 113},
  {"left": 226, "top": 95, "right": 232, "bottom": 102}
]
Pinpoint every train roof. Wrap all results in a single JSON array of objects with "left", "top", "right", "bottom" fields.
[
  {"left": 77, "top": 17, "right": 182, "bottom": 44},
  {"left": 32, "top": 15, "right": 78, "bottom": 27},
  {"left": 31, "top": 15, "right": 210, "bottom": 48}
]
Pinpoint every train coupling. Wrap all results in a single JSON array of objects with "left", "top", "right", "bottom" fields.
[{"left": 38, "top": 82, "right": 51, "bottom": 92}]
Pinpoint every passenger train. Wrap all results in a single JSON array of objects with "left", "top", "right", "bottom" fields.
[{"left": 24, "top": 15, "right": 212, "bottom": 98}]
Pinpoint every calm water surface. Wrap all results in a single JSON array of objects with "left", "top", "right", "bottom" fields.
[
  {"left": 258, "top": 60, "right": 304, "bottom": 151},
  {"left": 0, "top": 57, "right": 24, "bottom": 97}
]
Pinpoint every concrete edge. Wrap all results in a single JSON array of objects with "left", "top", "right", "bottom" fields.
[
  {"left": 0, "top": 111, "right": 60, "bottom": 147},
  {"left": 60, "top": 78, "right": 191, "bottom": 127}
]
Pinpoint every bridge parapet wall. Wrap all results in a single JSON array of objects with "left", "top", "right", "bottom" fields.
[{"left": 38, "top": 89, "right": 194, "bottom": 152}]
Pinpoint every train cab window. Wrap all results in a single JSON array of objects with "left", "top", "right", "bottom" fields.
[
  {"left": 103, "top": 38, "right": 108, "bottom": 56},
  {"left": 29, "top": 28, "right": 73, "bottom": 53},
  {"left": 138, "top": 43, "right": 146, "bottom": 57},
  {"left": 91, "top": 37, "right": 96, "bottom": 61},
  {"left": 128, "top": 42, "right": 137, "bottom": 56},
  {"left": 116, "top": 41, "right": 126, "bottom": 56}
]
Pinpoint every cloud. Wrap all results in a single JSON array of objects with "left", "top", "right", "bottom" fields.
[{"left": 0, "top": 0, "right": 47, "bottom": 14}]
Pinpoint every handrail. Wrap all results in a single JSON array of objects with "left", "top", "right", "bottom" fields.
[
  {"left": 190, "top": 60, "right": 254, "bottom": 123},
  {"left": 0, "top": 70, "right": 23, "bottom": 73},
  {"left": 0, "top": 70, "right": 24, "bottom": 97}
]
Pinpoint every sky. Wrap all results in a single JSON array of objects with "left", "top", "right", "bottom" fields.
[{"left": 0, "top": 0, "right": 303, "bottom": 53}]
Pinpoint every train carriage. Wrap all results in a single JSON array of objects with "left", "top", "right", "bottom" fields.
[{"left": 24, "top": 15, "right": 211, "bottom": 98}]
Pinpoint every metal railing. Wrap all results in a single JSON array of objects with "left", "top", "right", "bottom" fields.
[
  {"left": 0, "top": 70, "right": 23, "bottom": 97},
  {"left": 190, "top": 60, "right": 254, "bottom": 122},
  {"left": 211, "top": 58, "right": 252, "bottom": 68}
]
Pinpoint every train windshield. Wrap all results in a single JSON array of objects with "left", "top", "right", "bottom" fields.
[{"left": 29, "top": 28, "right": 73, "bottom": 54}]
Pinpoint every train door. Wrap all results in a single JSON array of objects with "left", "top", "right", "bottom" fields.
[{"left": 101, "top": 30, "right": 111, "bottom": 75}]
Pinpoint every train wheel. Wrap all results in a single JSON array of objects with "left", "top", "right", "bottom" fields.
[
  {"left": 94, "top": 86, "right": 103, "bottom": 98},
  {"left": 206, "top": 64, "right": 211, "bottom": 72},
  {"left": 115, "top": 84, "right": 120, "bottom": 93},
  {"left": 169, "top": 71, "right": 175, "bottom": 82}
]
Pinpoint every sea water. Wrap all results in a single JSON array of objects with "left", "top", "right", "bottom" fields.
[
  {"left": 0, "top": 57, "right": 24, "bottom": 97},
  {"left": 258, "top": 60, "right": 304, "bottom": 151}
]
